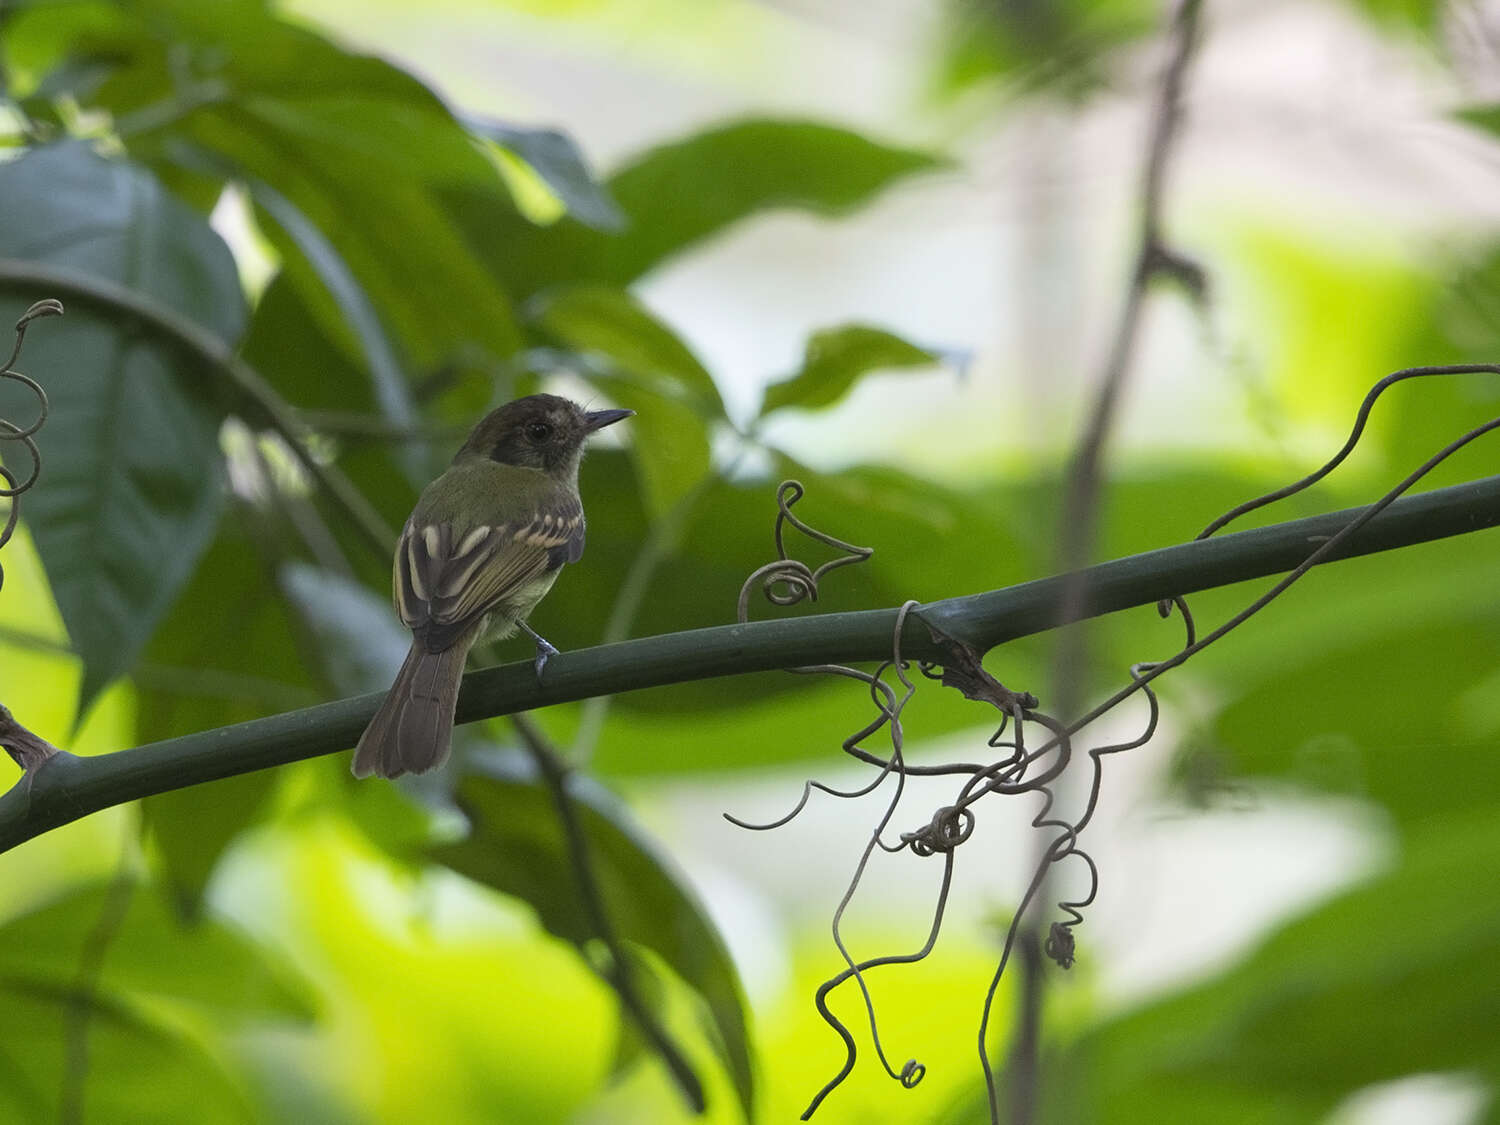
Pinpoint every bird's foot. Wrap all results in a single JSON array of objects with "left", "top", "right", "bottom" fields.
[{"left": 520, "top": 622, "right": 560, "bottom": 680}]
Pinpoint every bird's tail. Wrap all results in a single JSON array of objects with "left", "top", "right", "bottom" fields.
[{"left": 352, "top": 638, "right": 472, "bottom": 779}]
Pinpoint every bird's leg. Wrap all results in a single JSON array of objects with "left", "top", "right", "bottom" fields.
[{"left": 518, "top": 621, "right": 560, "bottom": 679}]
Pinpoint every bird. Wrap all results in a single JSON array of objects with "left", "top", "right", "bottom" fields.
[{"left": 352, "top": 393, "right": 632, "bottom": 779}]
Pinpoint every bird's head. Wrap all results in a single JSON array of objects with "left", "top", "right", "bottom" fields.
[{"left": 455, "top": 394, "right": 633, "bottom": 479}]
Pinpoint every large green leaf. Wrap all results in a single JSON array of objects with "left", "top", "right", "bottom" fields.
[
  {"left": 469, "top": 117, "right": 624, "bottom": 232},
  {"left": 477, "top": 118, "right": 944, "bottom": 298},
  {"left": 964, "top": 809, "right": 1500, "bottom": 1124},
  {"left": 759, "top": 323, "right": 941, "bottom": 416},
  {"left": 0, "top": 880, "right": 314, "bottom": 1021},
  {"left": 0, "top": 141, "right": 245, "bottom": 710},
  {"left": 527, "top": 283, "right": 720, "bottom": 515},
  {"left": 41, "top": 0, "right": 526, "bottom": 384},
  {"left": 0, "top": 881, "right": 314, "bottom": 1125},
  {"left": 136, "top": 517, "right": 320, "bottom": 913},
  {"left": 0, "top": 983, "right": 255, "bottom": 1125},
  {"left": 432, "top": 756, "right": 754, "bottom": 1121},
  {"left": 1190, "top": 525, "right": 1500, "bottom": 827}
]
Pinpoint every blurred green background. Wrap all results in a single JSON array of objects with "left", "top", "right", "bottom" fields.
[{"left": 2, "top": 0, "right": 1500, "bottom": 1121}]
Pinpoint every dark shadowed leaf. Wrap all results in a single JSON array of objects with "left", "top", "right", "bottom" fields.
[
  {"left": 136, "top": 518, "right": 319, "bottom": 913},
  {"left": 470, "top": 117, "right": 624, "bottom": 231},
  {"left": 528, "top": 284, "right": 720, "bottom": 514},
  {"left": 432, "top": 755, "right": 754, "bottom": 1120},
  {"left": 70, "top": 0, "right": 526, "bottom": 378},
  {"left": 759, "top": 323, "right": 940, "bottom": 416},
  {"left": 0, "top": 141, "right": 244, "bottom": 712},
  {"left": 477, "top": 118, "right": 944, "bottom": 298}
]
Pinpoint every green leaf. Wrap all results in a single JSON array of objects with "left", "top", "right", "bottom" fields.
[
  {"left": 277, "top": 561, "right": 410, "bottom": 699},
  {"left": 1195, "top": 526, "right": 1500, "bottom": 827},
  {"left": 215, "top": 156, "right": 421, "bottom": 477},
  {"left": 760, "top": 323, "right": 941, "bottom": 416},
  {"left": 528, "top": 283, "right": 719, "bottom": 515},
  {"left": 0, "top": 141, "right": 245, "bottom": 711},
  {"left": 432, "top": 756, "right": 754, "bottom": 1121},
  {"left": 482, "top": 118, "right": 945, "bottom": 298},
  {"left": 88, "top": 1, "right": 525, "bottom": 377},
  {"left": 470, "top": 118, "right": 624, "bottom": 231},
  {"left": 135, "top": 518, "right": 319, "bottom": 913},
  {"left": 1026, "top": 810, "right": 1500, "bottom": 1123},
  {"left": 601, "top": 118, "right": 942, "bottom": 283},
  {"left": 0, "top": 880, "right": 314, "bottom": 1021},
  {"left": 0, "top": 983, "right": 256, "bottom": 1125},
  {"left": 1352, "top": 0, "right": 1444, "bottom": 35},
  {"left": 931, "top": 0, "right": 1157, "bottom": 104}
]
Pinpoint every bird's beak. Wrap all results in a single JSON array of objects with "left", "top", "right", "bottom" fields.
[{"left": 584, "top": 407, "right": 634, "bottom": 432}]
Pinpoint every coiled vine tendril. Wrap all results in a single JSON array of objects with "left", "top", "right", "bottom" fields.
[
  {"left": 0, "top": 299, "right": 64, "bottom": 772},
  {"left": 731, "top": 360, "right": 1500, "bottom": 1125}
]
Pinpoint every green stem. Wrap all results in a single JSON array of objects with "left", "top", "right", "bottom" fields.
[{"left": 1, "top": 473, "right": 1496, "bottom": 853}]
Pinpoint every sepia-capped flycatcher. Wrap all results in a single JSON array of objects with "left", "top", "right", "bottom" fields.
[{"left": 352, "top": 394, "right": 632, "bottom": 780}]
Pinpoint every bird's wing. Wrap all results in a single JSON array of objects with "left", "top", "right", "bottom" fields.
[{"left": 394, "top": 494, "right": 585, "bottom": 652}]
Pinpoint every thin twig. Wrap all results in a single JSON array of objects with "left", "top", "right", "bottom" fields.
[
  {"left": 1015, "top": 5, "right": 1206, "bottom": 1121},
  {"left": 1059, "top": 0, "right": 1205, "bottom": 579},
  {"left": 508, "top": 713, "right": 706, "bottom": 1114}
]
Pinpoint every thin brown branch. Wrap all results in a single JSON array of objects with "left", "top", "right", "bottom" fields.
[
  {"left": 508, "top": 713, "right": 707, "bottom": 1114},
  {"left": 1060, "top": 0, "right": 1205, "bottom": 580},
  {"left": 1014, "top": 3, "right": 1206, "bottom": 1123},
  {"left": 0, "top": 703, "right": 59, "bottom": 770}
]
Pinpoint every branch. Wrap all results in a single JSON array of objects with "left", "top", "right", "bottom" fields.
[
  {"left": 1, "top": 473, "right": 1496, "bottom": 853},
  {"left": 0, "top": 260, "right": 398, "bottom": 557}
]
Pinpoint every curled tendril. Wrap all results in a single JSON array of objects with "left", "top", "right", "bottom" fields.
[
  {"left": 1, "top": 300, "right": 63, "bottom": 590},
  {"left": 735, "top": 480, "right": 873, "bottom": 623},
  {"left": 732, "top": 369, "right": 1500, "bottom": 1125},
  {"left": 0, "top": 301, "right": 63, "bottom": 772},
  {"left": 901, "top": 804, "right": 975, "bottom": 857}
]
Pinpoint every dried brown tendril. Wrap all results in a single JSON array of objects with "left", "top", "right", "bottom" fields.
[{"left": 0, "top": 299, "right": 63, "bottom": 771}]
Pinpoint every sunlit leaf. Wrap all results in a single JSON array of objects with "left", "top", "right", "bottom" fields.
[
  {"left": 432, "top": 755, "right": 755, "bottom": 1121},
  {"left": 760, "top": 323, "right": 940, "bottom": 416},
  {"left": 0, "top": 880, "right": 314, "bottom": 1020},
  {"left": 480, "top": 118, "right": 944, "bottom": 298},
  {"left": 932, "top": 0, "right": 1157, "bottom": 104},
  {"left": 0, "top": 141, "right": 245, "bottom": 712},
  {"left": 470, "top": 117, "right": 624, "bottom": 231}
]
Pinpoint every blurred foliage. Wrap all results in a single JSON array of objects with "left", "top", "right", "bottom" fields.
[{"left": 0, "top": 0, "right": 1499, "bottom": 1122}]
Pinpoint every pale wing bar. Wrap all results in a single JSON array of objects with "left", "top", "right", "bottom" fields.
[{"left": 394, "top": 504, "right": 585, "bottom": 652}]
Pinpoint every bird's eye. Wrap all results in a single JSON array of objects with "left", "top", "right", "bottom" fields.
[{"left": 526, "top": 421, "right": 553, "bottom": 442}]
